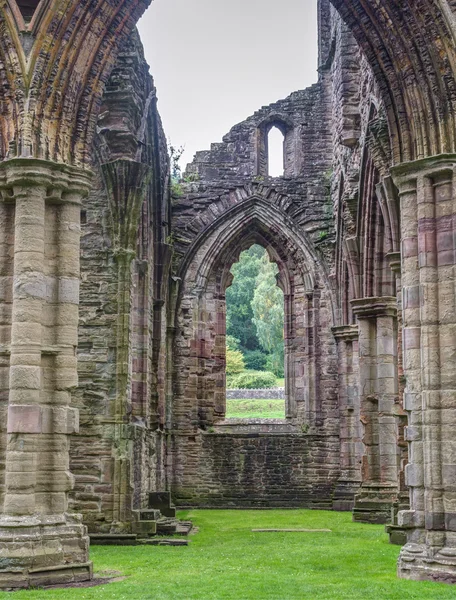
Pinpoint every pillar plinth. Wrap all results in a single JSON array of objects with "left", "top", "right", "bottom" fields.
[
  {"left": 393, "top": 155, "right": 456, "bottom": 583},
  {"left": 0, "top": 159, "right": 92, "bottom": 589}
]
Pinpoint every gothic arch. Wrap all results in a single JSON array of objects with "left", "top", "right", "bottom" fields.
[
  {"left": 329, "top": 0, "right": 456, "bottom": 162},
  {"left": 172, "top": 193, "right": 337, "bottom": 430},
  {"left": 0, "top": 0, "right": 151, "bottom": 165}
]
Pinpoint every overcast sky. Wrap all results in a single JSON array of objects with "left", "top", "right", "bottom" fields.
[{"left": 138, "top": 0, "right": 318, "bottom": 170}]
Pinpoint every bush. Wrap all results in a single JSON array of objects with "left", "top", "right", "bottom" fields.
[
  {"left": 227, "top": 370, "right": 277, "bottom": 390},
  {"left": 226, "top": 348, "right": 245, "bottom": 375},
  {"left": 243, "top": 349, "right": 268, "bottom": 371}
]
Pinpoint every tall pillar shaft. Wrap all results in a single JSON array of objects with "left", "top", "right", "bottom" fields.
[
  {"left": 351, "top": 297, "right": 400, "bottom": 524},
  {"left": 332, "top": 325, "right": 362, "bottom": 511},
  {"left": 0, "top": 159, "right": 92, "bottom": 589},
  {"left": 393, "top": 156, "right": 456, "bottom": 582}
]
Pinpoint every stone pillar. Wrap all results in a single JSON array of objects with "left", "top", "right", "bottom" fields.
[
  {"left": 385, "top": 251, "right": 410, "bottom": 545},
  {"left": 100, "top": 159, "right": 153, "bottom": 535},
  {"left": 0, "top": 158, "right": 92, "bottom": 589},
  {"left": 395, "top": 156, "right": 456, "bottom": 583},
  {"left": 332, "top": 325, "right": 362, "bottom": 511},
  {"left": 351, "top": 296, "right": 400, "bottom": 524}
]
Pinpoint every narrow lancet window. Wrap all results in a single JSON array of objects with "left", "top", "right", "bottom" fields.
[
  {"left": 267, "top": 126, "right": 285, "bottom": 177},
  {"left": 225, "top": 244, "right": 285, "bottom": 419}
]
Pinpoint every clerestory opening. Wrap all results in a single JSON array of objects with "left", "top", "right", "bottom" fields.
[
  {"left": 225, "top": 244, "right": 285, "bottom": 420},
  {"left": 267, "top": 126, "right": 285, "bottom": 177}
]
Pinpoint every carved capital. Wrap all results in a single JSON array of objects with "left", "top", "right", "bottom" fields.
[
  {"left": 0, "top": 158, "right": 92, "bottom": 203},
  {"left": 351, "top": 296, "right": 397, "bottom": 319},
  {"left": 332, "top": 324, "right": 359, "bottom": 342}
]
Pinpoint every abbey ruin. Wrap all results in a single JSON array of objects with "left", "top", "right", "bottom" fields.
[{"left": 1, "top": 0, "right": 456, "bottom": 589}]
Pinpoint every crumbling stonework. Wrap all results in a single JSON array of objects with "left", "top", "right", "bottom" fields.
[
  {"left": 0, "top": 0, "right": 152, "bottom": 589},
  {"left": 2, "top": 0, "right": 456, "bottom": 588},
  {"left": 69, "top": 31, "right": 171, "bottom": 537}
]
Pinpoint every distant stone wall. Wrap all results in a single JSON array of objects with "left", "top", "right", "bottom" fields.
[
  {"left": 226, "top": 388, "right": 285, "bottom": 400},
  {"left": 171, "top": 432, "right": 340, "bottom": 508}
]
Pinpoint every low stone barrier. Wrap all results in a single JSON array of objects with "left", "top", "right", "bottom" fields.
[{"left": 226, "top": 388, "right": 285, "bottom": 400}]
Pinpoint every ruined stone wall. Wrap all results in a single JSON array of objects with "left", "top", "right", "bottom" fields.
[
  {"left": 325, "top": 5, "right": 406, "bottom": 522},
  {"left": 167, "top": 19, "right": 344, "bottom": 506},
  {"left": 69, "top": 31, "right": 171, "bottom": 533},
  {"left": 173, "top": 433, "right": 340, "bottom": 508}
]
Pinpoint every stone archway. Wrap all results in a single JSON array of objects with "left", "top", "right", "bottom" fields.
[
  {"left": 322, "top": 0, "right": 456, "bottom": 582},
  {"left": 169, "top": 192, "right": 339, "bottom": 508},
  {"left": 0, "top": 0, "right": 152, "bottom": 588}
]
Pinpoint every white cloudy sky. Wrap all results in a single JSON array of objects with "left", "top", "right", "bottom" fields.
[{"left": 138, "top": 0, "right": 318, "bottom": 170}]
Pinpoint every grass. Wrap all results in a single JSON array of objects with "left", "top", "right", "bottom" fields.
[
  {"left": 226, "top": 398, "right": 285, "bottom": 419},
  {"left": 6, "top": 510, "right": 456, "bottom": 599},
  {"left": 275, "top": 378, "right": 285, "bottom": 387}
]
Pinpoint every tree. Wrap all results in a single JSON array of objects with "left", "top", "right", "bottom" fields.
[
  {"left": 252, "top": 253, "right": 284, "bottom": 376},
  {"left": 226, "top": 245, "right": 264, "bottom": 351},
  {"left": 226, "top": 348, "right": 245, "bottom": 375}
]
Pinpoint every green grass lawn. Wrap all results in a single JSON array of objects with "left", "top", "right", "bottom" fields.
[
  {"left": 226, "top": 398, "right": 285, "bottom": 418},
  {"left": 6, "top": 510, "right": 456, "bottom": 599}
]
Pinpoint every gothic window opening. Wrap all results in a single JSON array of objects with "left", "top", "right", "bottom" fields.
[
  {"left": 225, "top": 244, "right": 285, "bottom": 419},
  {"left": 267, "top": 126, "right": 285, "bottom": 177}
]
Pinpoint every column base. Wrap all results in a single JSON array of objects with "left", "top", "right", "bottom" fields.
[
  {"left": 0, "top": 513, "right": 92, "bottom": 590},
  {"left": 398, "top": 544, "right": 456, "bottom": 584},
  {"left": 385, "top": 496, "right": 410, "bottom": 545},
  {"left": 332, "top": 479, "right": 361, "bottom": 511},
  {"left": 352, "top": 484, "right": 397, "bottom": 524}
]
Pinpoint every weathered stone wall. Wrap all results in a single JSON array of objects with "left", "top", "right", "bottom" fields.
[
  {"left": 168, "top": 11, "right": 342, "bottom": 507},
  {"left": 173, "top": 432, "right": 340, "bottom": 508},
  {"left": 69, "top": 31, "right": 171, "bottom": 534},
  {"left": 324, "top": 4, "right": 405, "bottom": 523}
]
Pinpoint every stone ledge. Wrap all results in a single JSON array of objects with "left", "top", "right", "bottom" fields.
[{"left": 351, "top": 296, "right": 397, "bottom": 319}]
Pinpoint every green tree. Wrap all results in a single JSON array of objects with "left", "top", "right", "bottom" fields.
[
  {"left": 226, "top": 348, "right": 245, "bottom": 375},
  {"left": 252, "top": 253, "right": 284, "bottom": 376},
  {"left": 226, "top": 245, "right": 264, "bottom": 351}
]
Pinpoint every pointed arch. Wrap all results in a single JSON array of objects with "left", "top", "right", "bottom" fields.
[
  {"left": 0, "top": 0, "right": 152, "bottom": 165},
  {"left": 329, "top": 0, "right": 456, "bottom": 162},
  {"left": 172, "top": 193, "right": 337, "bottom": 434}
]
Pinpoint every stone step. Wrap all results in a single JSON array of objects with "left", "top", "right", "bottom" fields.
[
  {"left": 141, "top": 539, "right": 189, "bottom": 546},
  {"left": 89, "top": 534, "right": 138, "bottom": 546},
  {"left": 156, "top": 518, "right": 179, "bottom": 535},
  {"left": 149, "top": 491, "right": 177, "bottom": 518},
  {"left": 176, "top": 521, "right": 193, "bottom": 536}
]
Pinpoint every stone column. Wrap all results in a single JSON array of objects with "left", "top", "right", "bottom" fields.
[
  {"left": 0, "top": 158, "right": 92, "bottom": 589},
  {"left": 351, "top": 296, "right": 400, "bottom": 524},
  {"left": 100, "top": 159, "right": 153, "bottom": 536},
  {"left": 332, "top": 325, "right": 362, "bottom": 511},
  {"left": 385, "top": 251, "right": 410, "bottom": 545},
  {"left": 395, "top": 156, "right": 456, "bottom": 583}
]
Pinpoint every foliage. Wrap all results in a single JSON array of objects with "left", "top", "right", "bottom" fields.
[
  {"left": 226, "top": 245, "right": 264, "bottom": 351},
  {"left": 227, "top": 370, "right": 277, "bottom": 390},
  {"left": 169, "top": 141, "right": 186, "bottom": 200},
  {"left": 226, "top": 398, "right": 285, "bottom": 419},
  {"left": 168, "top": 141, "right": 185, "bottom": 180},
  {"left": 14, "top": 510, "right": 456, "bottom": 599},
  {"left": 226, "top": 335, "right": 240, "bottom": 351},
  {"left": 226, "top": 348, "right": 245, "bottom": 375},
  {"left": 266, "top": 353, "right": 284, "bottom": 378},
  {"left": 226, "top": 245, "right": 285, "bottom": 378},
  {"left": 252, "top": 252, "right": 284, "bottom": 376},
  {"left": 243, "top": 349, "right": 268, "bottom": 371}
]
